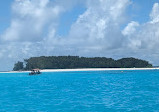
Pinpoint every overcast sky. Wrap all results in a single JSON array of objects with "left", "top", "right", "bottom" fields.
[{"left": 0, "top": 0, "right": 159, "bottom": 71}]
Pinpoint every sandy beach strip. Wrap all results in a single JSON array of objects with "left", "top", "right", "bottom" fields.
[
  {"left": 1, "top": 68, "right": 159, "bottom": 73},
  {"left": 41, "top": 68, "right": 159, "bottom": 72}
]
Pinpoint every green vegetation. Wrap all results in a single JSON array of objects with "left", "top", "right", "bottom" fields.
[
  {"left": 13, "top": 61, "right": 24, "bottom": 71},
  {"left": 13, "top": 56, "right": 152, "bottom": 71}
]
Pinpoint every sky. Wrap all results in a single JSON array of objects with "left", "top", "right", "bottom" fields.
[{"left": 0, "top": 0, "right": 159, "bottom": 71}]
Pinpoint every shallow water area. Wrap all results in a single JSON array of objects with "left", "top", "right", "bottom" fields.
[{"left": 0, "top": 70, "right": 159, "bottom": 111}]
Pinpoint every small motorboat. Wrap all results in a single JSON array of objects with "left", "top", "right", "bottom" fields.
[{"left": 29, "top": 69, "right": 41, "bottom": 75}]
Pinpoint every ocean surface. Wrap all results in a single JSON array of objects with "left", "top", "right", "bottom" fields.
[{"left": 0, "top": 70, "right": 159, "bottom": 112}]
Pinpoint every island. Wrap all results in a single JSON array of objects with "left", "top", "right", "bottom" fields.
[{"left": 13, "top": 56, "right": 152, "bottom": 71}]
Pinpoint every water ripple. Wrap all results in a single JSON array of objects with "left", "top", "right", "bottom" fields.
[{"left": 0, "top": 70, "right": 159, "bottom": 111}]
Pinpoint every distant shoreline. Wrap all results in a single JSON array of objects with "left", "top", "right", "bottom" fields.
[{"left": 1, "top": 68, "right": 159, "bottom": 73}]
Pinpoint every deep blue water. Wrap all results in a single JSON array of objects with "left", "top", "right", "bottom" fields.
[{"left": 0, "top": 70, "right": 159, "bottom": 112}]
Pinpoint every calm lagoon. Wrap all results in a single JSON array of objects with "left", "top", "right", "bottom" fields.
[{"left": 0, "top": 70, "right": 159, "bottom": 111}]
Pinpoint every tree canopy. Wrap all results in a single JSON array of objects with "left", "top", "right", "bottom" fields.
[
  {"left": 13, "top": 56, "right": 152, "bottom": 71},
  {"left": 13, "top": 61, "right": 24, "bottom": 71}
]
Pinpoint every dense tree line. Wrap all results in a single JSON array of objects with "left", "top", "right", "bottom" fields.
[
  {"left": 13, "top": 56, "right": 152, "bottom": 71},
  {"left": 13, "top": 61, "right": 24, "bottom": 71}
]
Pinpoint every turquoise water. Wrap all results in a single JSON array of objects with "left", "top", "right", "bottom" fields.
[{"left": 0, "top": 70, "right": 159, "bottom": 112}]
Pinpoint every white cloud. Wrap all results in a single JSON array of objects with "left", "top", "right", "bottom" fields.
[
  {"left": 1, "top": 0, "right": 63, "bottom": 42},
  {"left": 68, "top": 0, "right": 130, "bottom": 50},
  {"left": 150, "top": 3, "right": 159, "bottom": 23},
  {"left": 121, "top": 2, "right": 159, "bottom": 62},
  {"left": 122, "top": 21, "right": 139, "bottom": 36}
]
